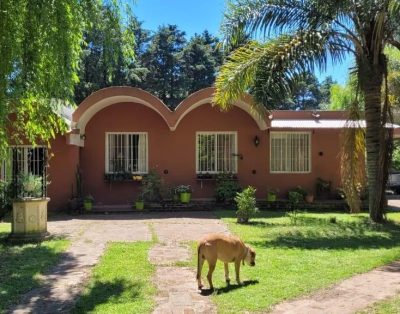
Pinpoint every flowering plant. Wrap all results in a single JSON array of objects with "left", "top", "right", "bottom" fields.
[{"left": 175, "top": 185, "right": 192, "bottom": 194}]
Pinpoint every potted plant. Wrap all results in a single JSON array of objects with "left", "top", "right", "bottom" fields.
[
  {"left": 235, "top": 186, "right": 258, "bottom": 223},
  {"left": 305, "top": 191, "right": 315, "bottom": 203},
  {"left": 176, "top": 185, "right": 192, "bottom": 203},
  {"left": 214, "top": 173, "right": 241, "bottom": 204},
  {"left": 83, "top": 194, "right": 94, "bottom": 211},
  {"left": 267, "top": 188, "right": 279, "bottom": 202},
  {"left": 316, "top": 177, "right": 331, "bottom": 200},
  {"left": 9, "top": 173, "right": 49, "bottom": 242},
  {"left": 135, "top": 194, "right": 145, "bottom": 210},
  {"left": 171, "top": 186, "right": 180, "bottom": 202}
]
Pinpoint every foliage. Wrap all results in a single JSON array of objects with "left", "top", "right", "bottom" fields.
[
  {"left": 16, "top": 173, "right": 44, "bottom": 199},
  {"left": 0, "top": 0, "right": 98, "bottom": 157},
  {"left": 74, "top": 2, "right": 136, "bottom": 103},
  {"left": 72, "top": 242, "right": 156, "bottom": 314},
  {"left": 386, "top": 46, "right": 400, "bottom": 109},
  {"left": 315, "top": 178, "right": 331, "bottom": 197},
  {"left": 0, "top": 223, "right": 69, "bottom": 311},
  {"left": 341, "top": 97, "right": 366, "bottom": 213},
  {"left": 288, "top": 191, "right": 304, "bottom": 210},
  {"left": 328, "top": 75, "right": 360, "bottom": 110},
  {"left": 175, "top": 185, "right": 192, "bottom": 194},
  {"left": 0, "top": 181, "right": 12, "bottom": 219},
  {"left": 215, "top": 173, "right": 241, "bottom": 203},
  {"left": 141, "top": 170, "right": 163, "bottom": 202},
  {"left": 288, "top": 186, "right": 307, "bottom": 199},
  {"left": 360, "top": 294, "right": 400, "bottom": 314},
  {"left": 84, "top": 194, "right": 94, "bottom": 203},
  {"left": 391, "top": 143, "right": 400, "bottom": 170},
  {"left": 211, "top": 210, "right": 400, "bottom": 313},
  {"left": 235, "top": 186, "right": 258, "bottom": 222},
  {"left": 215, "top": 0, "right": 400, "bottom": 222}
]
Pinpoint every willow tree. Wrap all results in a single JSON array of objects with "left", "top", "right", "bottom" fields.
[
  {"left": 0, "top": 0, "right": 99, "bottom": 155},
  {"left": 214, "top": 0, "right": 400, "bottom": 223}
]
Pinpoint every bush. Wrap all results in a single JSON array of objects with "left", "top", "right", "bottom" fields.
[
  {"left": 289, "top": 186, "right": 307, "bottom": 199},
  {"left": 215, "top": 173, "right": 241, "bottom": 204},
  {"left": 235, "top": 186, "right": 258, "bottom": 223},
  {"left": 0, "top": 180, "right": 12, "bottom": 219},
  {"left": 141, "top": 170, "right": 163, "bottom": 202},
  {"left": 17, "top": 173, "right": 44, "bottom": 198},
  {"left": 288, "top": 191, "right": 304, "bottom": 210}
]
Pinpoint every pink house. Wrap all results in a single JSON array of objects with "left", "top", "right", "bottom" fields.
[{"left": 4, "top": 87, "right": 399, "bottom": 210}]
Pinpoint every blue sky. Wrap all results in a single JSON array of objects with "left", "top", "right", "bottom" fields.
[{"left": 133, "top": 0, "right": 351, "bottom": 84}]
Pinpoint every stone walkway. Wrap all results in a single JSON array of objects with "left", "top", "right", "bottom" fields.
[
  {"left": 270, "top": 261, "right": 400, "bottom": 314},
  {"left": 8, "top": 212, "right": 227, "bottom": 314},
  {"left": 7, "top": 212, "right": 400, "bottom": 314},
  {"left": 149, "top": 216, "right": 228, "bottom": 314}
]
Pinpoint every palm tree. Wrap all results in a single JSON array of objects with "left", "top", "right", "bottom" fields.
[{"left": 214, "top": 0, "right": 400, "bottom": 222}]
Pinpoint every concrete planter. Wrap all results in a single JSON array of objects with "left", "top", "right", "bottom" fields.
[{"left": 9, "top": 198, "right": 50, "bottom": 242}]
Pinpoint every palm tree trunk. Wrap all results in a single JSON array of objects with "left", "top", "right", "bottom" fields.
[{"left": 362, "top": 66, "right": 386, "bottom": 222}]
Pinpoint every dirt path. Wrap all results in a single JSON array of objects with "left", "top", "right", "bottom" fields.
[
  {"left": 270, "top": 261, "right": 400, "bottom": 314},
  {"left": 149, "top": 214, "right": 229, "bottom": 314}
]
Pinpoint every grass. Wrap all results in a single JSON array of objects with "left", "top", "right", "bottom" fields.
[
  {"left": 199, "top": 210, "right": 400, "bottom": 314},
  {"left": 72, "top": 242, "right": 156, "bottom": 314},
  {"left": 359, "top": 294, "right": 400, "bottom": 314},
  {"left": 0, "top": 222, "right": 69, "bottom": 312}
]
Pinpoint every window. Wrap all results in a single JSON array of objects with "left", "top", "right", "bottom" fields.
[
  {"left": 196, "top": 132, "right": 237, "bottom": 173},
  {"left": 1, "top": 146, "right": 48, "bottom": 194},
  {"left": 270, "top": 132, "right": 311, "bottom": 173},
  {"left": 106, "top": 133, "right": 148, "bottom": 174}
]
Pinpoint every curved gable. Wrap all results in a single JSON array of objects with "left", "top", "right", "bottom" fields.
[
  {"left": 172, "top": 87, "right": 268, "bottom": 131},
  {"left": 73, "top": 87, "right": 174, "bottom": 133}
]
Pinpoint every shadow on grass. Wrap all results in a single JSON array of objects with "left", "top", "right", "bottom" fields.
[
  {"left": 200, "top": 280, "right": 259, "bottom": 296},
  {"left": 250, "top": 219, "right": 400, "bottom": 250},
  {"left": 72, "top": 279, "right": 142, "bottom": 313},
  {"left": 0, "top": 242, "right": 70, "bottom": 312}
]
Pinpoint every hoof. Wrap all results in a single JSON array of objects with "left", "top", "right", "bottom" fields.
[
  {"left": 198, "top": 284, "right": 204, "bottom": 290},
  {"left": 225, "top": 279, "right": 231, "bottom": 285}
]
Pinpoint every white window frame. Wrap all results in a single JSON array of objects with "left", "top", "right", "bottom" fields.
[
  {"left": 270, "top": 131, "right": 312, "bottom": 174},
  {"left": 105, "top": 132, "right": 148, "bottom": 174},
  {"left": 196, "top": 131, "right": 238, "bottom": 174}
]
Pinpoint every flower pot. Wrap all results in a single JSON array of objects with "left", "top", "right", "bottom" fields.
[
  {"left": 135, "top": 201, "right": 144, "bottom": 210},
  {"left": 305, "top": 194, "right": 314, "bottom": 203},
  {"left": 83, "top": 200, "right": 93, "bottom": 211},
  {"left": 267, "top": 192, "right": 277, "bottom": 202},
  {"left": 180, "top": 192, "right": 191, "bottom": 203},
  {"left": 173, "top": 194, "right": 180, "bottom": 202}
]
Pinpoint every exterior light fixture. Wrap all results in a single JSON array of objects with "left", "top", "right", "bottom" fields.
[
  {"left": 80, "top": 134, "right": 86, "bottom": 140},
  {"left": 253, "top": 135, "right": 260, "bottom": 147}
]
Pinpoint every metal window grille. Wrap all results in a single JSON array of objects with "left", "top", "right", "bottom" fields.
[
  {"left": 106, "top": 133, "right": 148, "bottom": 174},
  {"left": 0, "top": 146, "right": 48, "bottom": 195},
  {"left": 270, "top": 132, "right": 311, "bottom": 173},
  {"left": 196, "top": 132, "right": 237, "bottom": 173}
]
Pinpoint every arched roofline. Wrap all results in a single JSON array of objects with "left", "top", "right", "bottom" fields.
[
  {"left": 172, "top": 87, "right": 268, "bottom": 131},
  {"left": 73, "top": 87, "right": 173, "bottom": 133}
]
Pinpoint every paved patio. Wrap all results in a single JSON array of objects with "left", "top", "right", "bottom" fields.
[{"left": 8, "top": 212, "right": 228, "bottom": 314}]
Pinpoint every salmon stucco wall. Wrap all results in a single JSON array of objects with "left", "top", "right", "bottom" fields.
[
  {"left": 47, "top": 135, "right": 80, "bottom": 210},
  {"left": 78, "top": 100, "right": 343, "bottom": 205}
]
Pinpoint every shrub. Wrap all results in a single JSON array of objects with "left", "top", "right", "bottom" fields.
[
  {"left": 215, "top": 173, "right": 241, "bottom": 204},
  {"left": 288, "top": 191, "right": 304, "bottom": 210},
  {"left": 0, "top": 180, "right": 12, "bottom": 219},
  {"left": 288, "top": 186, "right": 307, "bottom": 199},
  {"left": 235, "top": 186, "right": 258, "bottom": 223},
  {"left": 17, "top": 173, "right": 44, "bottom": 198},
  {"left": 141, "top": 170, "right": 163, "bottom": 202}
]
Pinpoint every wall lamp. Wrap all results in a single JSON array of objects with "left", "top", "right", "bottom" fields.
[
  {"left": 253, "top": 135, "right": 260, "bottom": 147},
  {"left": 80, "top": 134, "right": 86, "bottom": 140}
]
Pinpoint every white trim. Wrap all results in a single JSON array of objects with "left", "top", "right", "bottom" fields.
[
  {"left": 269, "top": 131, "right": 312, "bottom": 174},
  {"left": 77, "top": 96, "right": 171, "bottom": 133},
  {"left": 105, "top": 132, "right": 149, "bottom": 174},
  {"left": 195, "top": 131, "right": 238, "bottom": 174},
  {"left": 174, "top": 98, "right": 267, "bottom": 131}
]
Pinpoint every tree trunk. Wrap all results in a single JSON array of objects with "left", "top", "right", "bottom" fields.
[{"left": 360, "top": 63, "right": 386, "bottom": 223}]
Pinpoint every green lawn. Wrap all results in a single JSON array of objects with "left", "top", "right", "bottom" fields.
[
  {"left": 0, "top": 222, "right": 69, "bottom": 312},
  {"left": 359, "top": 294, "right": 400, "bottom": 314},
  {"left": 72, "top": 242, "right": 156, "bottom": 314},
  {"left": 203, "top": 210, "right": 400, "bottom": 314}
]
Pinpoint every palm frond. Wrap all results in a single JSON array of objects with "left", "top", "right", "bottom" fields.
[{"left": 214, "top": 29, "right": 348, "bottom": 111}]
